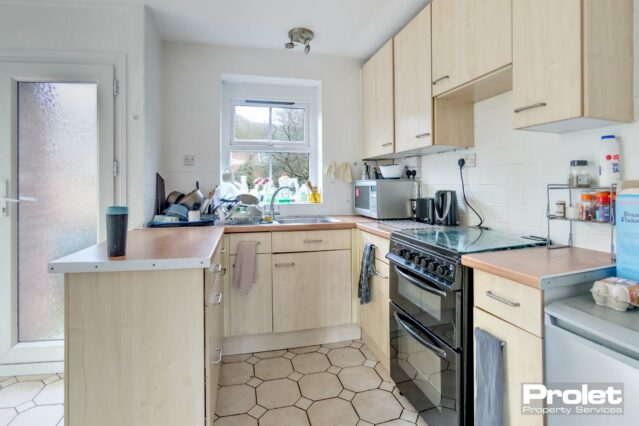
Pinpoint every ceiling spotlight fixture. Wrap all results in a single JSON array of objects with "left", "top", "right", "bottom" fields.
[{"left": 285, "top": 27, "right": 314, "bottom": 54}]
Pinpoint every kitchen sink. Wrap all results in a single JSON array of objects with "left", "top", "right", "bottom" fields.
[{"left": 274, "top": 216, "right": 340, "bottom": 225}]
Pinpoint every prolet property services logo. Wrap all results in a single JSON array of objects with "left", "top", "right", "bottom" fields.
[{"left": 522, "top": 383, "right": 624, "bottom": 415}]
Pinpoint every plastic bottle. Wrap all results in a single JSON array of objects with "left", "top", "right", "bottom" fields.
[{"left": 598, "top": 135, "right": 621, "bottom": 187}]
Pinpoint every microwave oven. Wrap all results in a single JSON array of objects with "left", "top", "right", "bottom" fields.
[{"left": 353, "top": 180, "right": 416, "bottom": 219}]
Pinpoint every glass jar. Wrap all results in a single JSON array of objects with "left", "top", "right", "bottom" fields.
[
  {"left": 595, "top": 191, "right": 611, "bottom": 223},
  {"left": 569, "top": 160, "right": 591, "bottom": 188},
  {"left": 580, "top": 193, "right": 595, "bottom": 221}
]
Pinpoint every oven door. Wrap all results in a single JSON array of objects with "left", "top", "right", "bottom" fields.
[
  {"left": 390, "top": 302, "right": 461, "bottom": 425},
  {"left": 388, "top": 260, "right": 461, "bottom": 349}
]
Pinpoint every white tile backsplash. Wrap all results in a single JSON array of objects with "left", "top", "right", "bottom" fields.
[{"left": 420, "top": 91, "right": 637, "bottom": 253}]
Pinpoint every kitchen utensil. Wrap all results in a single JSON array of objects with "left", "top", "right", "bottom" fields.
[
  {"left": 373, "top": 167, "right": 382, "bottom": 179},
  {"left": 238, "top": 193, "right": 259, "bottom": 205},
  {"left": 188, "top": 210, "right": 201, "bottom": 222},
  {"left": 106, "top": 206, "right": 128, "bottom": 257},
  {"left": 166, "top": 191, "right": 185, "bottom": 205},
  {"left": 364, "top": 163, "right": 371, "bottom": 180},
  {"left": 179, "top": 188, "right": 205, "bottom": 210},
  {"left": 199, "top": 197, "right": 212, "bottom": 215},
  {"left": 163, "top": 204, "right": 189, "bottom": 221},
  {"left": 434, "top": 190, "right": 459, "bottom": 226},
  {"left": 379, "top": 164, "right": 404, "bottom": 179}
]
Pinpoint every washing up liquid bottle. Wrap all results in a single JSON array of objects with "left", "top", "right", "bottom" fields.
[{"left": 598, "top": 134, "right": 621, "bottom": 187}]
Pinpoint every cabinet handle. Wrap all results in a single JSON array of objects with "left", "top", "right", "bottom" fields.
[
  {"left": 303, "top": 239, "right": 323, "bottom": 243},
  {"left": 209, "top": 292, "right": 223, "bottom": 305},
  {"left": 485, "top": 291, "right": 520, "bottom": 307},
  {"left": 432, "top": 75, "right": 450, "bottom": 85},
  {"left": 415, "top": 132, "right": 431, "bottom": 139},
  {"left": 209, "top": 263, "right": 222, "bottom": 273},
  {"left": 382, "top": 142, "right": 393, "bottom": 147},
  {"left": 275, "top": 262, "right": 295, "bottom": 267},
  {"left": 212, "top": 348, "right": 223, "bottom": 365},
  {"left": 374, "top": 271, "right": 389, "bottom": 279},
  {"left": 220, "top": 248, "right": 226, "bottom": 253},
  {"left": 514, "top": 102, "right": 547, "bottom": 113}
]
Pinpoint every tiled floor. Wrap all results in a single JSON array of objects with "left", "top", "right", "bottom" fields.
[
  {"left": 0, "top": 374, "right": 64, "bottom": 426},
  {"left": 215, "top": 340, "right": 428, "bottom": 426}
]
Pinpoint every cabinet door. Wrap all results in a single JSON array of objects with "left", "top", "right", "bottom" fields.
[
  {"left": 359, "top": 258, "right": 390, "bottom": 370},
  {"left": 362, "top": 40, "right": 394, "bottom": 158},
  {"left": 513, "top": 0, "right": 582, "bottom": 128},
  {"left": 394, "top": 5, "right": 433, "bottom": 152},
  {"left": 474, "top": 308, "right": 544, "bottom": 426},
  {"left": 432, "top": 0, "right": 512, "bottom": 96},
  {"left": 273, "top": 250, "right": 352, "bottom": 332},
  {"left": 229, "top": 254, "right": 272, "bottom": 336}
]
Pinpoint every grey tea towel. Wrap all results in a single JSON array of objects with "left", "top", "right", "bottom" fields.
[
  {"left": 358, "top": 243, "right": 376, "bottom": 304},
  {"left": 474, "top": 327, "right": 505, "bottom": 426},
  {"left": 233, "top": 240, "right": 259, "bottom": 294}
]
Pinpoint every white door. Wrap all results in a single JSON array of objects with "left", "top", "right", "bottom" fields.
[{"left": 0, "top": 62, "right": 115, "bottom": 374}]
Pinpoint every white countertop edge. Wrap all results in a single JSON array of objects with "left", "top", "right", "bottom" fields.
[
  {"left": 539, "top": 265, "right": 616, "bottom": 289},
  {"left": 48, "top": 257, "right": 212, "bottom": 274}
]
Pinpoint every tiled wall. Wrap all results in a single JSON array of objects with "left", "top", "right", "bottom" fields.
[{"left": 418, "top": 91, "right": 639, "bottom": 253}]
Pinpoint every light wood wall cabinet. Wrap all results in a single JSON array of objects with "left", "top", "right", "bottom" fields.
[
  {"left": 273, "top": 250, "right": 352, "bottom": 333},
  {"left": 513, "top": 0, "right": 634, "bottom": 131},
  {"left": 431, "top": 0, "right": 512, "bottom": 96},
  {"left": 362, "top": 39, "right": 395, "bottom": 159},
  {"left": 393, "top": 5, "right": 433, "bottom": 152}
]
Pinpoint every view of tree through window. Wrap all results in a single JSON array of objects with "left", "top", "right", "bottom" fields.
[{"left": 230, "top": 103, "right": 311, "bottom": 201}]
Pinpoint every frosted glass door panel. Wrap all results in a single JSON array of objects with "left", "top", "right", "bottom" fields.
[{"left": 17, "top": 82, "right": 98, "bottom": 342}]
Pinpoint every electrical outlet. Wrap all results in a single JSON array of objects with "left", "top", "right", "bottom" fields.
[
  {"left": 184, "top": 155, "right": 195, "bottom": 166},
  {"left": 459, "top": 153, "right": 476, "bottom": 168}
]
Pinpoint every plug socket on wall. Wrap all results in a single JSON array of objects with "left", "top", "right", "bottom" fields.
[
  {"left": 184, "top": 154, "right": 195, "bottom": 166},
  {"left": 458, "top": 153, "right": 476, "bottom": 168}
]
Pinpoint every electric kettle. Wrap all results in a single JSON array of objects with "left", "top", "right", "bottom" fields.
[{"left": 434, "top": 190, "right": 459, "bottom": 226}]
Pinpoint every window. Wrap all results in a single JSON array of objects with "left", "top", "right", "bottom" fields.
[{"left": 221, "top": 80, "right": 320, "bottom": 204}]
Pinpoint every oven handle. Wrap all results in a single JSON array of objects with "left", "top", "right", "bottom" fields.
[
  {"left": 393, "top": 310, "right": 448, "bottom": 359},
  {"left": 393, "top": 264, "right": 448, "bottom": 298}
]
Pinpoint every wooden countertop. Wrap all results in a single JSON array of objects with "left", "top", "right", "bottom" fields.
[
  {"left": 49, "top": 227, "right": 224, "bottom": 273},
  {"left": 355, "top": 222, "right": 394, "bottom": 239},
  {"left": 462, "top": 246, "right": 616, "bottom": 289},
  {"left": 223, "top": 215, "right": 377, "bottom": 233}
]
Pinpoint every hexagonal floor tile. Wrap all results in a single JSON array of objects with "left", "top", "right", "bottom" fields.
[
  {"left": 259, "top": 406, "right": 309, "bottom": 426},
  {"left": 0, "top": 408, "right": 17, "bottom": 425},
  {"left": 352, "top": 389, "right": 403, "bottom": 424},
  {"left": 0, "top": 381, "right": 44, "bottom": 408},
  {"left": 307, "top": 398, "right": 358, "bottom": 426},
  {"left": 377, "top": 420, "right": 414, "bottom": 426},
  {"left": 359, "top": 345, "right": 378, "bottom": 361},
  {"left": 291, "top": 352, "right": 330, "bottom": 374},
  {"left": 289, "top": 345, "right": 320, "bottom": 354},
  {"left": 256, "top": 378, "right": 300, "bottom": 409},
  {"left": 215, "top": 384, "right": 256, "bottom": 416},
  {"left": 298, "top": 372, "right": 342, "bottom": 401},
  {"left": 253, "top": 350, "right": 286, "bottom": 359},
  {"left": 338, "top": 366, "right": 381, "bottom": 392},
  {"left": 220, "top": 362, "right": 253, "bottom": 386},
  {"left": 254, "top": 357, "right": 293, "bottom": 381},
  {"left": 222, "top": 353, "right": 251, "bottom": 363},
  {"left": 33, "top": 380, "right": 63, "bottom": 405},
  {"left": 322, "top": 341, "right": 352, "bottom": 349},
  {"left": 327, "top": 347, "right": 365, "bottom": 368},
  {"left": 10, "top": 405, "right": 63, "bottom": 426},
  {"left": 213, "top": 413, "right": 257, "bottom": 426}
]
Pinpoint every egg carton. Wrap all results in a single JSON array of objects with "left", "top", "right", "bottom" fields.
[{"left": 591, "top": 277, "right": 639, "bottom": 312}]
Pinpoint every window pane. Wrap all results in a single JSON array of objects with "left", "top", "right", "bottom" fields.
[
  {"left": 272, "top": 152, "right": 309, "bottom": 184},
  {"left": 17, "top": 82, "right": 98, "bottom": 342},
  {"left": 234, "top": 105, "right": 269, "bottom": 141},
  {"left": 271, "top": 107, "right": 305, "bottom": 142},
  {"left": 230, "top": 151, "right": 270, "bottom": 190}
]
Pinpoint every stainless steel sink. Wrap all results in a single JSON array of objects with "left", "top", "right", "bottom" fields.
[{"left": 274, "top": 216, "right": 340, "bottom": 225}]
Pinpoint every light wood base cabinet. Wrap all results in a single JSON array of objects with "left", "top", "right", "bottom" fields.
[
  {"left": 273, "top": 250, "right": 352, "bottom": 333},
  {"left": 359, "top": 256, "right": 391, "bottom": 372},
  {"left": 474, "top": 308, "right": 544, "bottom": 426},
  {"left": 228, "top": 253, "right": 273, "bottom": 336}
]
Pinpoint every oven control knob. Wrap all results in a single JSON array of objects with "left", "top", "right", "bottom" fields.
[
  {"left": 404, "top": 251, "right": 412, "bottom": 260},
  {"left": 428, "top": 262, "right": 437, "bottom": 272},
  {"left": 418, "top": 257, "right": 427, "bottom": 268}
]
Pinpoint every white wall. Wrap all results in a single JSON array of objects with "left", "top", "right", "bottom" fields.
[
  {"left": 419, "top": 91, "right": 639, "bottom": 253},
  {"left": 143, "top": 9, "right": 163, "bottom": 221},
  {"left": 161, "top": 42, "right": 362, "bottom": 215},
  {"left": 0, "top": 2, "right": 152, "bottom": 226}
]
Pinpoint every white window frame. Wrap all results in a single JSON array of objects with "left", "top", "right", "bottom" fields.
[{"left": 221, "top": 80, "right": 320, "bottom": 201}]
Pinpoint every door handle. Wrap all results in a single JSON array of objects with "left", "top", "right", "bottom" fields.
[
  {"left": 303, "top": 239, "right": 323, "bottom": 243},
  {"left": 382, "top": 142, "right": 393, "bottom": 147},
  {"left": 212, "top": 348, "right": 223, "bottom": 364},
  {"left": 393, "top": 311, "right": 447, "bottom": 359},
  {"left": 394, "top": 265, "right": 448, "bottom": 297},
  {"left": 374, "top": 271, "right": 389, "bottom": 279},
  {"left": 514, "top": 102, "right": 547, "bottom": 113},
  {"left": 275, "top": 262, "right": 295, "bottom": 267},
  {"left": 415, "top": 132, "right": 431, "bottom": 139},
  {"left": 209, "top": 292, "right": 223, "bottom": 305},
  {"left": 432, "top": 75, "right": 450, "bottom": 85},
  {"left": 485, "top": 291, "right": 520, "bottom": 307},
  {"left": 209, "top": 263, "right": 222, "bottom": 273}
]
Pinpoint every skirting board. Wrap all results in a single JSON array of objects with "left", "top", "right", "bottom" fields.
[
  {"left": 361, "top": 330, "right": 390, "bottom": 374},
  {"left": 223, "top": 323, "right": 361, "bottom": 355},
  {"left": 0, "top": 361, "right": 64, "bottom": 377}
]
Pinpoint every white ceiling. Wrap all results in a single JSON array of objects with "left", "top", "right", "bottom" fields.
[{"left": 24, "top": 0, "right": 430, "bottom": 59}]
